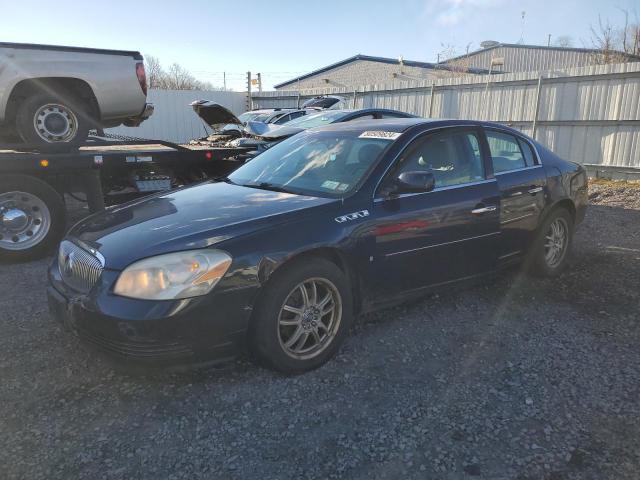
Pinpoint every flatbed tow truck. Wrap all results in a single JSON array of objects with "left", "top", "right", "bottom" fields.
[{"left": 0, "top": 135, "right": 249, "bottom": 260}]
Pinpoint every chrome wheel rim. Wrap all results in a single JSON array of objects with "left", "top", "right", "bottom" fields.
[
  {"left": 33, "top": 103, "right": 78, "bottom": 143},
  {"left": 0, "top": 191, "right": 51, "bottom": 251},
  {"left": 544, "top": 217, "right": 568, "bottom": 268},
  {"left": 278, "top": 278, "right": 342, "bottom": 360}
]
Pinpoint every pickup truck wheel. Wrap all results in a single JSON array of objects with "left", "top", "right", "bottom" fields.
[
  {"left": 0, "top": 175, "right": 66, "bottom": 261},
  {"left": 249, "top": 258, "right": 353, "bottom": 374},
  {"left": 15, "top": 93, "right": 91, "bottom": 147}
]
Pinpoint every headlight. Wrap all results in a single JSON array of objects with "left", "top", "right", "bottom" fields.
[{"left": 113, "top": 250, "right": 232, "bottom": 300}]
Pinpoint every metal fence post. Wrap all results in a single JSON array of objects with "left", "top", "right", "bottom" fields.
[
  {"left": 532, "top": 74, "right": 544, "bottom": 140},
  {"left": 428, "top": 84, "right": 435, "bottom": 118},
  {"left": 246, "top": 71, "right": 252, "bottom": 110}
]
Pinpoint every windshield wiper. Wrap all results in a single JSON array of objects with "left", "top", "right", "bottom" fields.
[
  {"left": 242, "top": 182, "right": 294, "bottom": 194},
  {"left": 213, "top": 176, "right": 235, "bottom": 184}
]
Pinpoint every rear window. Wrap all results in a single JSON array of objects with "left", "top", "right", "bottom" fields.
[{"left": 284, "top": 111, "right": 347, "bottom": 129}]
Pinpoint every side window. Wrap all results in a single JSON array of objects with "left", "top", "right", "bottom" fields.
[
  {"left": 518, "top": 138, "right": 537, "bottom": 167},
  {"left": 345, "top": 114, "right": 376, "bottom": 122},
  {"left": 379, "top": 113, "right": 404, "bottom": 119},
  {"left": 392, "top": 130, "right": 485, "bottom": 189},
  {"left": 485, "top": 131, "right": 527, "bottom": 173}
]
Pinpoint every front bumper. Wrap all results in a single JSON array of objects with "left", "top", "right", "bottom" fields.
[
  {"left": 123, "top": 103, "right": 154, "bottom": 127},
  {"left": 47, "top": 259, "right": 255, "bottom": 367}
]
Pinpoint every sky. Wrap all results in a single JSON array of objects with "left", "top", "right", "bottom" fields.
[{"left": 2, "top": 0, "right": 638, "bottom": 90}]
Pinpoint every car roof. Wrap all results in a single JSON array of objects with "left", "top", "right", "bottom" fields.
[
  {"left": 300, "top": 108, "right": 415, "bottom": 118},
  {"left": 248, "top": 108, "right": 294, "bottom": 114},
  {"left": 309, "top": 118, "right": 528, "bottom": 135}
]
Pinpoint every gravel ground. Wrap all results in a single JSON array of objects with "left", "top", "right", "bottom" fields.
[{"left": 1, "top": 180, "right": 639, "bottom": 480}]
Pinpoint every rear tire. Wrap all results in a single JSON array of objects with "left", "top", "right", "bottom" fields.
[
  {"left": 0, "top": 175, "right": 66, "bottom": 261},
  {"left": 15, "top": 93, "right": 92, "bottom": 148},
  {"left": 249, "top": 258, "right": 353, "bottom": 374},
  {"left": 528, "top": 208, "right": 573, "bottom": 277}
]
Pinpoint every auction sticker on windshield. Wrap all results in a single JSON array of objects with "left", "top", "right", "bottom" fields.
[
  {"left": 358, "top": 131, "right": 402, "bottom": 140},
  {"left": 321, "top": 180, "right": 341, "bottom": 190}
]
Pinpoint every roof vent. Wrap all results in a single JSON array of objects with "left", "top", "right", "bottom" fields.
[{"left": 480, "top": 40, "right": 500, "bottom": 49}]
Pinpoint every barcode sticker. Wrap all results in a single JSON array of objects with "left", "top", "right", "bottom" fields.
[{"left": 358, "top": 131, "right": 401, "bottom": 140}]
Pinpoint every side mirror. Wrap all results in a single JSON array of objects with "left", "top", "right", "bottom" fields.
[{"left": 393, "top": 171, "right": 436, "bottom": 194}]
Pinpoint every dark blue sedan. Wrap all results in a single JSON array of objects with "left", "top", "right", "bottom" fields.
[{"left": 48, "top": 119, "right": 588, "bottom": 373}]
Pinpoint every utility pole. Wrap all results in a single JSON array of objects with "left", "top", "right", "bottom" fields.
[
  {"left": 257, "top": 72, "right": 262, "bottom": 93},
  {"left": 223, "top": 72, "right": 226, "bottom": 91},
  {"left": 246, "top": 71, "right": 252, "bottom": 110},
  {"left": 547, "top": 34, "right": 551, "bottom": 47}
]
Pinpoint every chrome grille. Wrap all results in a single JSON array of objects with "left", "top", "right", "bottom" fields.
[{"left": 58, "top": 240, "right": 104, "bottom": 293}]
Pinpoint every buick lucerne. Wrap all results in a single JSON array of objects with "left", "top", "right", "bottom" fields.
[{"left": 48, "top": 119, "right": 588, "bottom": 373}]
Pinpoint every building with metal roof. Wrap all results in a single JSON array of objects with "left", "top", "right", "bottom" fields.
[
  {"left": 439, "top": 42, "right": 640, "bottom": 73},
  {"left": 274, "top": 54, "right": 489, "bottom": 91}
]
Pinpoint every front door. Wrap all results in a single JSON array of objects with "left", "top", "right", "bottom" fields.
[{"left": 367, "top": 127, "right": 501, "bottom": 300}]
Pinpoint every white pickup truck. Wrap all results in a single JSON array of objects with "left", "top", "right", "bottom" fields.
[{"left": 0, "top": 42, "right": 153, "bottom": 146}]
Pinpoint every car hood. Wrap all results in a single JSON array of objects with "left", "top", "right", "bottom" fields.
[
  {"left": 190, "top": 100, "right": 242, "bottom": 130},
  {"left": 69, "top": 182, "right": 337, "bottom": 270},
  {"left": 244, "top": 120, "right": 304, "bottom": 139}
]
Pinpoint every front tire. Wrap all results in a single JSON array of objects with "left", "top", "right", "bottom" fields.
[
  {"left": 0, "top": 175, "right": 66, "bottom": 261},
  {"left": 15, "top": 93, "right": 91, "bottom": 148},
  {"left": 529, "top": 208, "right": 573, "bottom": 277},
  {"left": 250, "top": 258, "right": 353, "bottom": 374}
]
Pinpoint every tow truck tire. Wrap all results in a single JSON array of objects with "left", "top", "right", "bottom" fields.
[
  {"left": 15, "top": 93, "right": 91, "bottom": 148},
  {"left": 0, "top": 175, "right": 66, "bottom": 261}
]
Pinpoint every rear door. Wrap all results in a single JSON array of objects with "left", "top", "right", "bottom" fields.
[
  {"left": 484, "top": 129, "right": 547, "bottom": 261},
  {"left": 368, "top": 126, "right": 501, "bottom": 299}
]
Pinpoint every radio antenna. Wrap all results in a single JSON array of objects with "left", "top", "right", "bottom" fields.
[{"left": 519, "top": 11, "right": 526, "bottom": 44}]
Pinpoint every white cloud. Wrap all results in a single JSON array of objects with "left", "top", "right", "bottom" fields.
[{"left": 428, "top": 0, "right": 506, "bottom": 27}]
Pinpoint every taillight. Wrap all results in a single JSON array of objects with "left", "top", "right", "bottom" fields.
[{"left": 136, "top": 62, "right": 148, "bottom": 96}]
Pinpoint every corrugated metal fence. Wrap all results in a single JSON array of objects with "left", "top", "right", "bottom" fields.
[
  {"left": 252, "top": 63, "right": 640, "bottom": 168},
  {"left": 107, "top": 89, "right": 246, "bottom": 143}
]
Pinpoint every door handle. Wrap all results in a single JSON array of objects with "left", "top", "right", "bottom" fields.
[
  {"left": 471, "top": 205, "right": 497, "bottom": 214},
  {"left": 528, "top": 186, "right": 543, "bottom": 194}
]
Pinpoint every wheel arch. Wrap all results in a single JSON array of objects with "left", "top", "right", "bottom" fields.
[
  {"left": 257, "top": 246, "right": 364, "bottom": 315},
  {"left": 544, "top": 197, "right": 576, "bottom": 224},
  {"left": 5, "top": 77, "right": 100, "bottom": 126}
]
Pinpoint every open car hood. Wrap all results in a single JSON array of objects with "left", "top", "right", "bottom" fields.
[
  {"left": 190, "top": 100, "right": 242, "bottom": 130},
  {"left": 244, "top": 120, "right": 304, "bottom": 140}
]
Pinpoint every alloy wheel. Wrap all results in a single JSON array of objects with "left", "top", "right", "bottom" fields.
[
  {"left": 277, "top": 278, "right": 343, "bottom": 360},
  {"left": 544, "top": 217, "right": 569, "bottom": 268}
]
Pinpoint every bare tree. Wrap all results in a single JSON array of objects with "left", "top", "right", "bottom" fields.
[
  {"left": 436, "top": 43, "right": 474, "bottom": 76},
  {"left": 619, "top": 9, "right": 640, "bottom": 56},
  {"left": 553, "top": 35, "right": 574, "bottom": 48},
  {"left": 165, "top": 63, "right": 198, "bottom": 90},
  {"left": 589, "top": 12, "right": 638, "bottom": 63},
  {"left": 144, "top": 55, "right": 165, "bottom": 90},
  {"left": 143, "top": 55, "right": 222, "bottom": 91}
]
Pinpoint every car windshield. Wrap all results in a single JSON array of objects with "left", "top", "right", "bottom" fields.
[
  {"left": 227, "top": 130, "right": 393, "bottom": 197},
  {"left": 238, "top": 112, "right": 270, "bottom": 123},
  {"left": 283, "top": 111, "right": 348, "bottom": 129}
]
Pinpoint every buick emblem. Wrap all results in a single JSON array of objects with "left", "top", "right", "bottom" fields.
[{"left": 63, "top": 252, "right": 76, "bottom": 276}]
